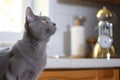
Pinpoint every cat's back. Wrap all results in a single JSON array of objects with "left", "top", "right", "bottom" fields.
[
  {"left": 0, "top": 48, "right": 12, "bottom": 78},
  {"left": 0, "top": 47, "right": 11, "bottom": 57},
  {"left": 0, "top": 47, "right": 12, "bottom": 65}
]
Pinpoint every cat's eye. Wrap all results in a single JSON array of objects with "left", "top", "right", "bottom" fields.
[{"left": 42, "top": 19, "right": 48, "bottom": 24}]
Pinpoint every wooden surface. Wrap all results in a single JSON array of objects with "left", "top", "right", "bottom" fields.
[
  {"left": 38, "top": 69, "right": 119, "bottom": 80},
  {"left": 88, "top": 0, "right": 120, "bottom": 4}
]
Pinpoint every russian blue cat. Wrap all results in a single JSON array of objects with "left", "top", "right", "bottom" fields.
[{"left": 0, "top": 7, "right": 56, "bottom": 80}]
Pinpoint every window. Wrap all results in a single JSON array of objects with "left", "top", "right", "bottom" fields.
[
  {"left": 0, "top": 0, "right": 23, "bottom": 32},
  {"left": 0, "top": 0, "right": 32, "bottom": 47}
]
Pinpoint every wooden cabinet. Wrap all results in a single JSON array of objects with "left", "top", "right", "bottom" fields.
[
  {"left": 85, "top": 0, "right": 120, "bottom": 4},
  {"left": 97, "top": 69, "right": 119, "bottom": 80},
  {"left": 38, "top": 69, "right": 119, "bottom": 80},
  {"left": 95, "top": 0, "right": 120, "bottom": 4}
]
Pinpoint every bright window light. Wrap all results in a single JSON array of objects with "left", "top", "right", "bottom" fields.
[{"left": 0, "top": 0, "right": 23, "bottom": 32}]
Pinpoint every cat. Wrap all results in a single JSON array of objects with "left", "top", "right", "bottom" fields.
[{"left": 0, "top": 7, "right": 56, "bottom": 80}]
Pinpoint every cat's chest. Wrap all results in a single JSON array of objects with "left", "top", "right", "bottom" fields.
[
  {"left": 13, "top": 40, "right": 47, "bottom": 70},
  {"left": 16, "top": 40, "right": 46, "bottom": 57},
  {"left": 26, "top": 51, "right": 46, "bottom": 73}
]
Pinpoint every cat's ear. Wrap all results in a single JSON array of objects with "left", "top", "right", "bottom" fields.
[{"left": 26, "top": 7, "right": 35, "bottom": 22}]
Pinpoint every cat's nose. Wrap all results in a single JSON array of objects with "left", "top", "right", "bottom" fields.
[{"left": 53, "top": 23, "right": 56, "bottom": 26}]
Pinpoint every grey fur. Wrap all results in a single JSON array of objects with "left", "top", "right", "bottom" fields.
[{"left": 0, "top": 7, "right": 56, "bottom": 80}]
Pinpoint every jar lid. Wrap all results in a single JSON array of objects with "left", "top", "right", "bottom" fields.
[{"left": 97, "top": 7, "right": 112, "bottom": 20}]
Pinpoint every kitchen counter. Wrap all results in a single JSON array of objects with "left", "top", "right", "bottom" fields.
[
  {"left": 45, "top": 58, "right": 120, "bottom": 69},
  {"left": 39, "top": 58, "right": 120, "bottom": 80}
]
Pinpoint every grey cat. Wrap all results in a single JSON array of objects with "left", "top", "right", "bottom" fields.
[{"left": 0, "top": 7, "right": 56, "bottom": 80}]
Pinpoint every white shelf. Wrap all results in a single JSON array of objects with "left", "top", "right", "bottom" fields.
[{"left": 45, "top": 58, "right": 120, "bottom": 69}]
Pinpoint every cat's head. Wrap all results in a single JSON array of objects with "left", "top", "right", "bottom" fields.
[{"left": 25, "top": 7, "right": 56, "bottom": 41}]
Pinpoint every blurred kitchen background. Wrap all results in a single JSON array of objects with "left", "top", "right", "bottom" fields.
[{"left": 0, "top": 0, "right": 120, "bottom": 57}]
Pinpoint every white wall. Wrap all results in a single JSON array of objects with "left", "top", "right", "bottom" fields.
[
  {"left": 46, "top": 0, "right": 100, "bottom": 56},
  {"left": 33, "top": 0, "right": 49, "bottom": 16}
]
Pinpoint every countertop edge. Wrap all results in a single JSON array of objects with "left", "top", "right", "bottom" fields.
[{"left": 45, "top": 58, "right": 120, "bottom": 69}]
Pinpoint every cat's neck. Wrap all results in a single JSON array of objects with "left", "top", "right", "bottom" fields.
[
  {"left": 13, "top": 34, "right": 47, "bottom": 60},
  {"left": 24, "top": 31, "right": 49, "bottom": 43},
  {"left": 12, "top": 33, "right": 47, "bottom": 67},
  {"left": 22, "top": 33, "right": 47, "bottom": 47}
]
